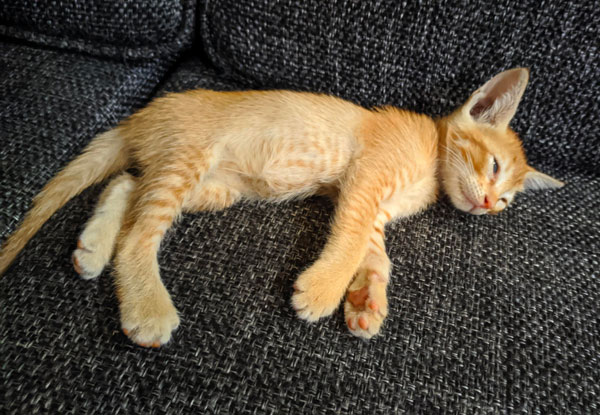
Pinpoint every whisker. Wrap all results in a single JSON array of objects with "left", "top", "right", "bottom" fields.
[{"left": 444, "top": 144, "right": 475, "bottom": 180}]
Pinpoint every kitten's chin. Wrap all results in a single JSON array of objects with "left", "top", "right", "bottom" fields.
[
  {"left": 466, "top": 207, "right": 488, "bottom": 215},
  {"left": 451, "top": 198, "right": 488, "bottom": 215},
  {"left": 445, "top": 186, "right": 488, "bottom": 215}
]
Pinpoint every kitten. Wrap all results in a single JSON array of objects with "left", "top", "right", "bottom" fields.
[{"left": 0, "top": 68, "right": 563, "bottom": 346}]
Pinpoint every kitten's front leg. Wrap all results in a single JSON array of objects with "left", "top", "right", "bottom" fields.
[
  {"left": 292, "top": 174, "right": 380, "bottom": 321},
  {"left": 345, "top": 218, "right": 391, "bottom": 339}
]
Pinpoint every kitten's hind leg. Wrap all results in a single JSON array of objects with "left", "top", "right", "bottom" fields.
[
  {"left": 183, "top": 177, "right": 242, "bottom": 212},
  {"left": 114, "top": 161, "right": 211, "bottom": 347},
  {"left": 344, "top": 217, "right": 391, "bottom": 339},
  {"left": 73, "top": 172, "right": 135, "bottom": 279}
]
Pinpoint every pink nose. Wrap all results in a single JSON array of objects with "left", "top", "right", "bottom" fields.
[{"left": 482, "top": 195, "right": 492, "bottom": 209}]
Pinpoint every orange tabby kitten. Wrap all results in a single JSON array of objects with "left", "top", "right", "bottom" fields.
[{"left": 0, "top": 68, "right": 562, "bottom": 346}]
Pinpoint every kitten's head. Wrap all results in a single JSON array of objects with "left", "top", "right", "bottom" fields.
[{"left": 438, "top": 68, "right": 563, "bottom": 215}]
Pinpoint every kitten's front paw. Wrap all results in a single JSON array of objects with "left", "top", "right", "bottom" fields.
[
  {"left": 345, "top": 270, "right": 388, "bottom": 339},
  {"left": 120, "top": 291, "right": 180, "bottom": 348},
  {"left": 291, "top": 265, "right": 348, "bottom": 322}
]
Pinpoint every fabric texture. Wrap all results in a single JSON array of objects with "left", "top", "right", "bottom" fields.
[
  {"left": 2, "top": 0, "right": 600, "bottom": 413},
  {"left": 0, "top": 0, "right": 196, "bottom": 59},
  {"left": 0, "top": 41, "right": 172, "bottom": 236}
]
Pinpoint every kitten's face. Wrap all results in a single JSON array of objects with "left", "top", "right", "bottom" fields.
[
  {"left": 438, "top": 68, "right": 563, "bottom": 215},
  {"left": 440, "top": 124, "right": 528, "bottom": 215}
]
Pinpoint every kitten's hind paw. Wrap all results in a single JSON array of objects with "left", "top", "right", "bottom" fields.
[
  {"left": 120, "top": 293, "right": 180, "bottom": 348},
  {"left": 344, "top": 271, "right": 388, "bottom": 339},
  {"left": 72, "top": 239, "right": 108, "bottom": 280}
]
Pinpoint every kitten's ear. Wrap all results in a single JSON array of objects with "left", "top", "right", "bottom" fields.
[
  {"left": 462, "top": 67, "right": 530, "bottom": 130},
  {"left": 523, "top": 168, "right": 564, "bottom": 191}
]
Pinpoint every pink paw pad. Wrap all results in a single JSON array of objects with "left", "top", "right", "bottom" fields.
[
  {"left": 347, "top": 318, "right": 355, "bottom": 330},
  {"left": 347, "top": 286, "right": 369, "bottom": 307},
  {"left": 72, "top": 253, "right": 83, "bottom": 275},
  {"left": 368, "top": 301, "right": 379, "bottom": 312},
  {"left": 348, "top": 286, "right": 380, "bottom": 312},
  {"left": 358, "top": 316, "right": 369, "bottom": 330},
  {"left": 122, "top": 328, "right": 161, "bottom": 348}
]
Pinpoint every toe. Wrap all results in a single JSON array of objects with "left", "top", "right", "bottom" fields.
[
  {"left": 368, "top": 271, "right": 386, "bottom": 283},
  {"left": 358, "top": 316, "right": 369, "bottom": 330},
  {"left": 72, "top": 253, "right": 83, "bottom": 275},
  {"left": 368, "top": 300, "right": 379, "bottom": 312},
  {"left": 347, "top": 317, "right": 355, "bottom": 330}
]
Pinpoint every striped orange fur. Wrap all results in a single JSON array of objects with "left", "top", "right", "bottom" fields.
[{"left": 0, "top": 68, "right": 563, "bottom": 345}]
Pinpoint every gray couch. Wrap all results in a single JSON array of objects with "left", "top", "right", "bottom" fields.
[{"left": 1, "top": 0, "right": 598, "bottom": 413}]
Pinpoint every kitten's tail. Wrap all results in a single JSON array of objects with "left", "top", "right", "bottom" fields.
[{"left": 0, "top": 128, "right": 128, "bottom": 275}]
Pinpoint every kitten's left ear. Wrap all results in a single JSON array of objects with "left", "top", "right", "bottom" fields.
[
  {"left": 523, "top": 168, "right": 565, "bottom": 191},
  {"left": 463, "top": 67, "right": 530, "bottom": 130}
]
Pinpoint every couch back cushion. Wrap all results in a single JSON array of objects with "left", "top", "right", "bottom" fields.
[
  {"left": 0, "top": 0, "right": 196, "bottom": 59},
  {"left": 200, "top": 0, "right": 599, "bottom": 174}
]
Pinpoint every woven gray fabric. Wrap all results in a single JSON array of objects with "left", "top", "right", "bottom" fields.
[
  {"left": 0, "top": 0, "right": 196, "bottom": 59},
  {"left": 2, "top": 53, "right": 599, "bottom": 413},
  {"left": 0, "top": 41, "right": 172, "bottom": 236}
]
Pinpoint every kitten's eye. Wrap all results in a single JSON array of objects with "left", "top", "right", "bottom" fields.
[
  {"left": 500, "top": 197, "right": 508, "bottom": 204},
  {"left": 492, "top": 157, "right": 499, "bottom": 175}
]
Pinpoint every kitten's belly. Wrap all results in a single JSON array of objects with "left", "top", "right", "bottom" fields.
[
  {"left": 243, "top": 156, "right": 345, "bottom": 200},
  {"left": 227, "top": 134, "right": 356, "bottom": 200},
  {"left": 242, "top": 173, "right": 337, "bottom": 200}
]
